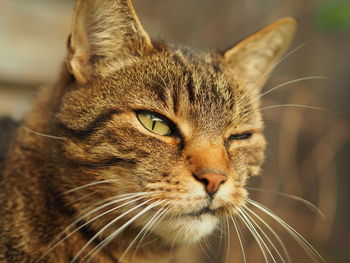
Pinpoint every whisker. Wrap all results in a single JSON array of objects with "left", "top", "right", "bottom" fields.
[
  {"left": 251, "top": 76, "right": 330, "bottom": 104},
  {"left": 237, "top": 207, "right": 270, "bottom": 262},
  {"left": 218, "top": 219, "right": 224, "bottom": 254},
  {"left": 79, "top": 192, "right": 153, "bottom": 214},
  {"left": 132, "top": 207, "right": 168, "bottom": 249},
  {"left": 130, "top": 206, "right": 169, "bottom": 261},
  {"left": 230, "top": 215, "right": 247, "bottom": 263},
  {"left": 258, "top": 104, "right": 332, "bottom": 114},
  {"left": 119, "top": 207, "right": 168, "bottom": 261},
  {"left": 36, "top": 193, "right": 152, "bottom": 263},
  {"left": 246, "top": 187, "right": 325, "bottom": 218},
  {"left": 235, "top": 214, "right": 246, "bottom": 245},
  {"left": 82, "top": 200, "right": 165, "bottom": 263},
  {"left": 247, "top": 199, "right": 325, "bottom": 262},
  {"left": 71, "top": 198, "right": 154, "bottom": 262},
  {"left": 225, "top": 216, "right": 231, "bottom": 263},
  {"left": 243, "top": 205, "right": 291, "bottom": 262},
  {"left": 23, "top": 126, "right": 64, "bottom": 140},
  {"left": 76, "top": 192, "right": 154, "bottom": 223},
  {"left": 237, "top": 42, "right": 306, "bottom": 106},
  {"left": 64, "top": 179, "right": 126, "bottom": 194},
  {"left": 203, "top": 235, "right": 216, "bottom": 258},
  {"left": 240, "top": 207, "right": 279, "bottom": 263},
  {"left": 241, "top": 207, "right": 286, "bottom": 263},
  {"left": 169, "top": 225, "right": 183, "bottom": 256},
  {"left": 198, "top": 238, "right": 212, "bottom": 263},
  {"left": 65, "top": 190, "right": 99, "bottom": 206}
]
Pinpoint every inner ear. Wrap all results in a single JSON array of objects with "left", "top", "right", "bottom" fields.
[
  {"left": 67, "top": 0, "right": 153, "bottom": 84},
  {"left": 222, "top": 17, "right": 297, "bottom": 92}
]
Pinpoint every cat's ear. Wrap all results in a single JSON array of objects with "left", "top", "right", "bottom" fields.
[
  {"left": 67, "top": 0, "right": 153, "bottom": 83},
  {"left": 222, "top": 17, "right": 296, "bottom": 90}
]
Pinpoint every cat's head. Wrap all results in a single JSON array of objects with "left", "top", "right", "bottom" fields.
[{"left": 55, "top": 0, "right": 296, "bottom": 246}]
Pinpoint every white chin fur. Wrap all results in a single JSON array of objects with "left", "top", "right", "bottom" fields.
[{"left": 150, "top": 214, "right": 219, "bottom": 245}]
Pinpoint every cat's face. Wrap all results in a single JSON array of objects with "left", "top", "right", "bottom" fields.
[
  {"left": 57, "top": 47, "right": 265, "bottom": 244},
  {"left": 55, "top": 0, "right": 295, "bottom": 247}
]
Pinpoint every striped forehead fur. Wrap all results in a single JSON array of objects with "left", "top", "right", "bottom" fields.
[{"left": 57, "top": 46, "right": 254, "bottom": 136}]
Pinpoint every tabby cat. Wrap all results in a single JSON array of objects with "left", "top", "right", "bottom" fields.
[{"left": 0, "top": 0, "right": 317, "bottom": 262}]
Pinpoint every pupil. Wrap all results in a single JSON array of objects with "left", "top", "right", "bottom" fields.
[{"left": 152, "top": 120, "right": 156, "bottom": 130}]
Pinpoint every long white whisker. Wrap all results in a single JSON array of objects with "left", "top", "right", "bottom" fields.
[
  {"left": 259, "top": 104, "right": 332, "bottom": 114},
  {"left": 241, "top": 207, "right": 285, "bottom": 263},
  {"left": 225, "top": 216, "right": 231, "bottom": 263},
  {"left": 240, "top": 207, "right": 278, "bottom": 263},
  {"left": 218, "top": 219, "right": 224, "bottom": 254},
  {"left": 230, "top": 215, "right": 247, "bottom": 263},
  {"left": 132, "top": 206, "right": 169, "bottom": 249},
  {"left": 64, "top": 179, "right": 126, "bottom": 194},
  {"left": 83, "top": 200, "right": 164, "bottom": 263},
  {"left": 251, "top": 76, "right": 330, "bottom": 104},
  {"left": 65, "top": 190, "right": 99, "bottom": 206},
  {"left": 203, "top": 235, "right": 216, "bottom": 258},
  {"left": 237, "top": 207, "right": 270, "bottom": 262},
  {"left": 119, "top": 207, "right": 168, "bottom": 261},
  {"left": 71, "top": 198, "right": 154, "bottom": 262},
  {"left": 243, "top": 205, "right": 291, "bottom": 262},
  {"left": 23, "top": 126, "right": 64, "bottom": 140},
  {"left": 169, "top": 225, "right": 183, "bottom": 256},
  {"left": 130, "top": 207, "right": 169, "bottom": 261},
  {"left": 237, "top": 42, "right": 306, "bottom": 105},
  {"left": 246, "top": 187, "right": 325, "bottom": 218},
  {"left": 35, "top": 193, "right": 151, "bottom": 263},
  {"left": 79, "top": 192, "right": 154, "bottom": 215},
  {"left": 198, "top": 238, "right": 212, "bottom": 263},
  {"left": 247, "top": 199, "right": 325, "bottom": 262}
]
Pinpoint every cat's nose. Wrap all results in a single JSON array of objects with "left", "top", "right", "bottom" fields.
[{"left": 194, "top": 172, "right": 227, "bottom": 195}]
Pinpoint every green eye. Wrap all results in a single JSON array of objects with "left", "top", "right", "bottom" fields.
[{"left": 137, "top": 111, "right": 172, "bottom": 136}]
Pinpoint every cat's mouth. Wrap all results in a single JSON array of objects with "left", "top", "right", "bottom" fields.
[
  {"left": 183, "top": 203, "right": 230, "bottom": 218},
  {"left": 184, "top": 206, "right": 215, "bottom": 217}
]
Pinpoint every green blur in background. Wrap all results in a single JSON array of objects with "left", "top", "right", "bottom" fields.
[{"left": 315, "top": 0, "right": 350, "bottom": 32}]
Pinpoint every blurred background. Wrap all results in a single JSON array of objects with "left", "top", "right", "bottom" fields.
[{"left": 0, "top": 0, "right": 349, "bottom": 262}]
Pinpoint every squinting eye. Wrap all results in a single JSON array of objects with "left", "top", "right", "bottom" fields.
[
  {"left": 228, "top": 133, "right": 252, "bottom": 141},
  {"left": 137, "top": 111, "right": 172, "bottom": 136}
]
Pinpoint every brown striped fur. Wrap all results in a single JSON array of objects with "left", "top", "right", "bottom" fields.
[{"left": 0, "top": 0, "right": 296, "bottom": 262}]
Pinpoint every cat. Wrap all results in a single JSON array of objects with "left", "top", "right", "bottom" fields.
[{"left": 0, "top": 0, "right": 319, "bottom": 262}]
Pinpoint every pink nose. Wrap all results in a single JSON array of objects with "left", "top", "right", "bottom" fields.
[{"left": 194, "top": 172, "right": 227, "bottom": 195}]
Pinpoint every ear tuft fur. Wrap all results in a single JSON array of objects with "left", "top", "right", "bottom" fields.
[
  {"left": 67, "top": 0, "right": 153, "bottom": 83},
  {"left": 223, "top": 17, "right": 297, "bottom": 91}
]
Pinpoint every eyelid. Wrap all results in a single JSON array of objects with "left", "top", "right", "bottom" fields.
[
  {"left": 226, "top": 127, "right": 263, "bottom": 135},
  {"left": 225, "top": 128, "right": 263, "bottom": 142},
  {"left": 228, "top": 132, "right": 252, "bottom": 141}
]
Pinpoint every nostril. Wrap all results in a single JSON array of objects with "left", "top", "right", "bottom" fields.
[
  {"left": 199, "top": 177, "right": 209, "bottom": 186},
  {"left": 193, "top": 172, "right": 227, "bottom": 195}
]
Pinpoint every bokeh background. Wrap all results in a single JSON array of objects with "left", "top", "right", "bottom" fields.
[{"left": 0, "top": 0, "right": 349, "bottom": 262}]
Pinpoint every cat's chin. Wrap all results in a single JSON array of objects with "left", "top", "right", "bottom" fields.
[{"left": 150, "top": 213, "right": 219, "bottom": 245}]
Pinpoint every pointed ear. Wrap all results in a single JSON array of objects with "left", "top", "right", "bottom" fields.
[
  {"left": 222, "top": 17, "right": 297, "bottom": 90},
  {"left": 67, "top": 0, "right": 153, "bottom": 83}
]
